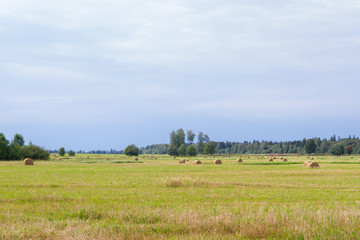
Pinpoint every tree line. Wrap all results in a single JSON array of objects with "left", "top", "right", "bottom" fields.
[
  {"left": 0, "top": 133, "right": 49, "bottom": 160},
  {"left": 139, "top": 132, "right": 360, "bottom": 155}
]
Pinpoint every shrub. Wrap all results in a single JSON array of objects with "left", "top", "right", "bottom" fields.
[
  {"left": 124, "top": 144, "right": 139, "bottom": 156},
  {"left": 68, "top": 150, "right": 76, "bottom": 156},
  {"left": 21, "top": 144, "right": 50, "bottom": 160}
]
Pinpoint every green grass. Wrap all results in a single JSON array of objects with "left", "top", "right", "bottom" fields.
[{"left": 1, "top": 155, "right": 360, "bottom": 239}]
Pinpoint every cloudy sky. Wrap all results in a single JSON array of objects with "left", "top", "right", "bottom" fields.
[{"left": 1, "top": 0, "right": 360, "bottom": 151}]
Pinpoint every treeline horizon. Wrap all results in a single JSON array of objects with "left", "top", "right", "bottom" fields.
[{"left": 47, "top": 134, "right": 360, "bottom": 155}]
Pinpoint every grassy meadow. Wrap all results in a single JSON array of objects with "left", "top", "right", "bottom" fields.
[{"left": 1, "top": 154, "right": 360, "bottom": 239}]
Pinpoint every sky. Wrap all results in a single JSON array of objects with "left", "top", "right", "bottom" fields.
[{"left": 1, "top": 0, "right": 360, "bottom": 151}]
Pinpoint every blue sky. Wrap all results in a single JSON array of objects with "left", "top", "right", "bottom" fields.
[{"left": 1, "top": 0, "right": 360, "bottom": 151}]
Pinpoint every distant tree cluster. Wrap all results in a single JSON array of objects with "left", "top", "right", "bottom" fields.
[
  {"left": 214, "top": 135, "right": 360, "bottom": 155},
  {"left": 138, "top": 134, "right": 360, "bottom": 156},
  {"left": 0, "top": 133, "right": 49, "bottom": 160},
  {"left": 167, "top": 129, "right": 212, "bottom": 156}
]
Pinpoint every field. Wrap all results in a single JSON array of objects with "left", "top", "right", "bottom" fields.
[{"left": 1, "top": 154, "right": 360, "bottom": 239}]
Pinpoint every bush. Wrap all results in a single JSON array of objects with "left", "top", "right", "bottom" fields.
[
  {"left": 329, "top": 144, "right": 345, "bottom": 156},
  {"left": 21, "top": 144, "right": 50, "bottom": 160},
  {"left": 124, "top": 144, "right": 139, "bottom": 156},
  {"left": 186, "top": 145, "right": 197, "bottom": 156},
  {"left": 68, "top": 150, "right": 76, "bottom": 156}
]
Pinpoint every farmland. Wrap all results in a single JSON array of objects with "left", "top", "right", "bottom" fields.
[{"left": 1, "top": 155, "right": 360, "bottom": 239}]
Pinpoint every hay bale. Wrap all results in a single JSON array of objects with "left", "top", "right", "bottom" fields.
[
  {"left": 105, "top": 158, "right": 109, "bottom": 161},
  {"left": 57, "top": 158, "right": 62, "bottom": 161},
  {"left": 179, "top": 159, "right": 185, "bottom": 164},
  {"left": 310, "top": 157, "right": 314, "bottom": 160},
  {"left": 236, "top": 158, "right": 242, "bottom": 163},
  {"left": 283, "top": 158, "right": 287, "bottom": 162},
  {"left": 172, "top": 156, "right": 176, "bottom": 159},
  {"left": 194, "top": 160, "right": 201, "bottom": 164},
  {"left": 268, "top": 158, "right": 273, "bottom": 162},
  {"left": 214, "top": 159, "right": 222, "bottom": 164},
  {"left": 306, "top": 162, "right": 320, "bottom": 168},
  {"left": 304, "top": 161, "right": 311, "bottom": 166},
  {"left": 24, "top": 158, "right": 33, "bottom": 165},
  {"left": 134, "top": 158, "right": 138, "bottom": 161}
]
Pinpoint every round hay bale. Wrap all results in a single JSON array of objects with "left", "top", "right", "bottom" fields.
[
  {"left": 105, "top": 158, "right": 109, "bottom": 161},
  {"left": 283, "top": 158, "right": 287, "bottom": 162},
  {"left": 306, "top": 162, "right": 320, "bottom": 168},
  {"left": 310, "top": 157, "right": 314, "bottom": 160},
  {"left": 194, "top": 160, "right": 201, "bottom": 164},
  {"left": 24, "top": 158, "right": 33, "bottom": 165},
  {"left": 268, "top": 158, "right": 273, "bottom": 162},
  {"left": 304, "top": 161, "right": 311, "bottom": 166},
  {"left": 236, "top": 158, "right": 242, "bottom": 163},
  {"left": 172, "top": 156, "right": 176, "bottom": 159},
  {"left": 57, "top": 158, "right": 62, "bottom": 161},
  {"left": 214, "top": 159, "right": 222, "bottom": 164},
  {"left": 134, "top": 158, "right": 138, "bottom": 161},
  {"left": 179, "top": 159, "right": 185, "bottom": 164}
]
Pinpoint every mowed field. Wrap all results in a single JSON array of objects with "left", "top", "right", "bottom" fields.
[{"left": 1, "top": 155, "right": 360, "bottom": 239}]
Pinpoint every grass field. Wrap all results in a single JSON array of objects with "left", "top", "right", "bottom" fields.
[{"left": 1, "top": 154, "right": 360, "bottom": 239}]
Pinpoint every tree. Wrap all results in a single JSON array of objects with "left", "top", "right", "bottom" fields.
[
  {"left": 11, "top": 134, "right": 25, "bottom": 147},
  {"left": 59, "top": 147, "right": 65, "bottom": 156},
  {"left": 68, "top": 150, "right": 76, "bottom": 156},
  {"left": 203, "top": 134, "right": 210, "bottom": 143},
  {"left": 167, "top": 144, "right": 178, "bottom": 156},
  {"left": 176, "top": 128, "right": 186, "bottom": 147},
  {"left": 305, "top": 139, "right": 316, "bottom": 154},
  {"left": 186, "top": 145, "right": 197, "bottom": 156},
  {"left": 169, "top": 131, "right": 177, "bottom": 146},
  {"left": 169, "top": 128, "right": 185, "bottom": 148},
  {"left": 178, "top": 144, "right": 186, "bottom": 156},
  {"left": 329, "top": 144, "right": 345, "bottom": 156},
  {"left": 197, "top": 132, "right": 205, "bottom": 154},
  {"left": 0, "top": 133, "right": 10, "bottom": 160},
  {"left": 186, "top": 130, "right": 196, "bottom": 144},
  {"left": 204, "top": 142, "right": 216, "bottom": 155},
  {"left": 124, "top": 144, "right": 139, "bottom": 156},
  {"left": 345, "top": 145, "right": 353, "bottom": 155}
]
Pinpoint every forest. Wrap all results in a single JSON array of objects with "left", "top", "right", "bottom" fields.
[{"left": 140, "top": 131, "right": 360, "bottom": 155}]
